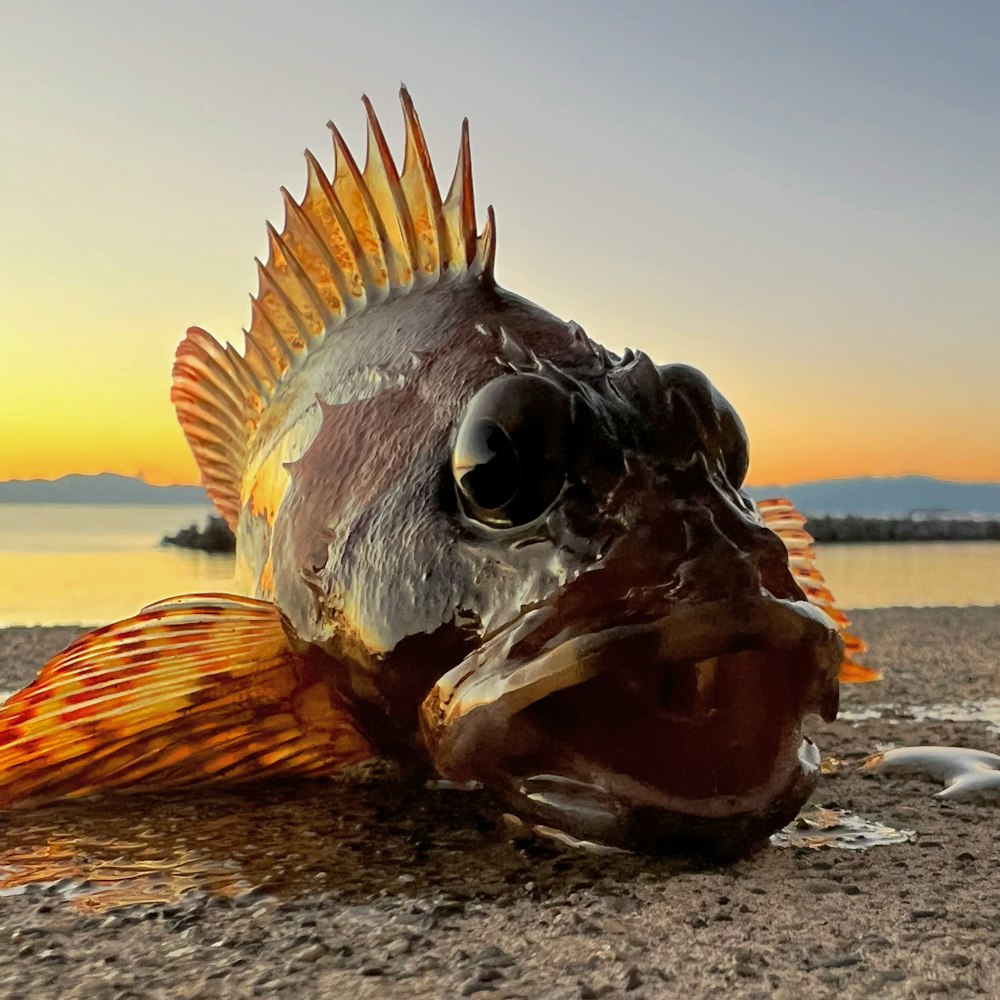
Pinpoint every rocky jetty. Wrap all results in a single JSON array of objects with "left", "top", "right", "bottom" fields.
[
  {"left": 162, "top": 515, "right": 235, "bottom": 553},
  {"left": 807, "top": 515, "right": 1000, "bottom": 543}
]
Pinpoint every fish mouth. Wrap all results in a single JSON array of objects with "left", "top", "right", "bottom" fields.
[{"left": 420, "top": 596, "right": 842, "bottom": 853}]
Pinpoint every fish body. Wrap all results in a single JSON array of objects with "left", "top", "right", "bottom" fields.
[{"left": 0, "top": 89, "right": 874, "bottom": 854}]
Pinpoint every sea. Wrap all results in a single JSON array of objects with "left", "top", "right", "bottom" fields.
[{"left": 1, "top": 504, "right": 999, "bottom": 626}]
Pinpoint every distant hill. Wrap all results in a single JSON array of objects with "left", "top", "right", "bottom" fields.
[
  {"left": 0, "top": 474, "right": 208, "bottom": 505},
  {"left": 3, "top": 472, "right": 999, "bottom": 517},
  {"left": 746, "top": 476, "right": 1000, "bottom": 517}
]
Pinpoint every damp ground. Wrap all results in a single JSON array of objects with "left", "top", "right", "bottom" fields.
[{"left": 0, "top": 606, "right": 998, "bottom": 999}]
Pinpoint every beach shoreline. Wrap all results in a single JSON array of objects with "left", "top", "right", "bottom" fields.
[{"left": 0, "top": 607, "right": 998, "bottom": 998}]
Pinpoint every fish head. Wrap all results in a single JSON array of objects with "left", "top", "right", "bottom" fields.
[
  {"left": 411, "top": 330, "right": 842, "bottom": 855},
  {"left": 171, "top": 88, "right": 845, "bottom": 854}
]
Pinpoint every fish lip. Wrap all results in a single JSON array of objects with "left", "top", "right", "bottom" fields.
[
  {"left": 420, "top": 594, "right": 842, "bottom": 847},
  {"left": 424, "top": 594, "right": 841, "bottom": 736}
]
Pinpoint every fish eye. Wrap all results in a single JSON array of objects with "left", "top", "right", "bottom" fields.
[{"left": 452, "top": 374, "right": 571, "bottom": 529}]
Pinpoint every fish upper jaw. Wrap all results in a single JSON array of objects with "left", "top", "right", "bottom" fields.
[{"left": 419, "top": 594, "right": 842, "bottom": 854}]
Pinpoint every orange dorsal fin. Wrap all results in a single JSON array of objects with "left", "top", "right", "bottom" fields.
[
  {"left": 0, "top": 595, "right": 371, "bottom": 808},
  {"left": 757, "top": 498, "right": 880, "bottom": 683},
  {"left": 171, "top": 87, "right": 494, "bottom": 529}
]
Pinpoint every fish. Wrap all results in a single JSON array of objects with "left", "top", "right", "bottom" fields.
[{"left": 0, "top": 88, "right": 877, "bottom": 855}]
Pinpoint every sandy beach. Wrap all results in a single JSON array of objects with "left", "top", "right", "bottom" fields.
[{"left": 0, "top": 606, "right": 997, "bottom": 999}]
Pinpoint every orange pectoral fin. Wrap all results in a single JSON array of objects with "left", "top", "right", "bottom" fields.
[
  {"left": 757, "top": 498, "right": 881, "bottom": 683},
  {"left": 0, "top": 594, "right": 372, "bottom": 808}
]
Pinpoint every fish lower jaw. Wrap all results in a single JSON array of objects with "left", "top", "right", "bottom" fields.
[{"left": 504, "top": 734, "right": 820, "bottom": 852}]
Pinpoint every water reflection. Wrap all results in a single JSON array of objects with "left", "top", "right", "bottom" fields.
[
  {"left": 0, "top": 504, "right": 235, "bottom": 626},
  {"left": 817, "top": 540, "right": 1000, "bottom": 609},
  {"left": 839, "top": 699, "right": 1000, "bottom": 734},
  {"left": 0, "top": 767, "right": 921, "bottom": 913},
  {"left": 1, "top": 550, "right": 236, "bottom": 626},
  {"left": 0, "top": 771, "right": 480, "bottom": 913}
]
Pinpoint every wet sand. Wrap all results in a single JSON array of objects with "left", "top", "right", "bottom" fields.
[{"left": 0, "top": 607, "right": 998, "bottom": 999}]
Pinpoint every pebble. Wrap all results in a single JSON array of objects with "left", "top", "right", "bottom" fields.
[
  {"left": 460, "top": 979, "right": 496, "bottom": 996},
  {"left": 293, "top": 943, "right": 327, "bottom": 963},
  {"left": 475, "top": 946, "right": 515, "bottom": 968},
  {"left": 818, "top": 953, "right": 862, "bottom": 969},
  {"left": 386, "top": 936, "right": 412, "bottom": 958}
]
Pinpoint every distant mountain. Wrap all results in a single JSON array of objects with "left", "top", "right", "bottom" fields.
[
  {"left": 4, "top": 472, "right": 999, "bottom": 517},
  {"left": 0, "top": 474, "right": 208, "bottom": 505},
  {"left": 745, "top": 476, "right": 1000, "bottom": 517}
]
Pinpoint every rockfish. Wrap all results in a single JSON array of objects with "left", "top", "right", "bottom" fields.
[{"left": 0, "top": 89, "right": 876, "bottom": 854}]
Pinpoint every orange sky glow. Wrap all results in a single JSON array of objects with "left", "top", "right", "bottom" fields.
[{"left": 3, "top": 3, "right": 998, "bottom": 490}]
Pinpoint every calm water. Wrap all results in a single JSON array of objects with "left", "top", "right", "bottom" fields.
[
  {"left": 0, "top": 505, "right": 235, "bottom": 626},
  {"left": 0, "top": 505, "right": 998, "bottom": 626}
]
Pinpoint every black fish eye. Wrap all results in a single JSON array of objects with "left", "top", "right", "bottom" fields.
[{"left": 452, "top": 374, "right": 571, "bottom": 529}]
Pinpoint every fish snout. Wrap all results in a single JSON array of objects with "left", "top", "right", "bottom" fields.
[
  {"left": 655, "top": 363, "right": 749, "bottom": 489},
  {"left": 605, "top": 354, "right": 746, "bottom": 489}
]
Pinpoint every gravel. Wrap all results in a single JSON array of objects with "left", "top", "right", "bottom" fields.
[{"left": 0, "top": 607, "right": 998, "bottom": 998}]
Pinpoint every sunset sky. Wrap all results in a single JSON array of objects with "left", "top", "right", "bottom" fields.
[{"left": 2, "top": 1, "right": 998, "bottom": 487}]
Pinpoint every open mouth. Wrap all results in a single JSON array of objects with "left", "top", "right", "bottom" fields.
[{"left": 421, "top": 596, "right": 842, "bottom": 851}]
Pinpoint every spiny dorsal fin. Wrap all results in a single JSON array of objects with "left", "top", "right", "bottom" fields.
[
  {"left": 757, "top": 497, "right": 880, "bottom": 683},
  {"left": 172, "top": 87, "right": 495, "bottom": 528}
]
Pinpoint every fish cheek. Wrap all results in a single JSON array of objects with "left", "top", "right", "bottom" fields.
[{"left": 268, "top": 385, "right": 436, "bottom": 638}]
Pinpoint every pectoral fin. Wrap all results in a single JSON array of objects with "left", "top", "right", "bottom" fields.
[
  {"left": 0, "top": 594, "right": 371, "bottom": 808},
  {"left": 757, "top": 498, "right": 880, "bottom": 683}
]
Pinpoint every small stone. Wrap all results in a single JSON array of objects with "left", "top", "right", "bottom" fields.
[
  {"left": 624, "top": 967, "right": 643, "bottom": 991},
  {"left": 258, "top": 979, "right": 296, "bottom": 994},
  {"left": 360, "top": 961, "right": 385, "bottom": 976},
  {"left": 386, "top": 936, "right": 412, "bottom": 958},
  {"left": 874, "top": 969, "right": 907, "bottom": 984},
  {"left": 820, "top": 953, "right": 861, "bottom": 969},
  {"left": 295, "top": 942, "right": 327, "bottom": 963},
  {"left": 806, "top": 881, "right": 840, "bottom": 895},
  {"left": 477, "top": 949, "right": 515, "bottom": 969},
  {"left": 461, "top": 978, "right": 496, "bottom": 995}
]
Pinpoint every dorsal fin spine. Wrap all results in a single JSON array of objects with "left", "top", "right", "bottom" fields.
[
  {"left": 249, "top": 285, "right": 299, "bottom": 367},
  {"left": 257, "top": 240, "right": 314, "bottom": 349},
  {"left": 479, "top": 205, "right": 497, "bottom": 280},
  {"left": 443, "top": 120, "right": 477, "bottom": 270},
  {"left": 361, "top": 94, "right": 418, "bottom": 288},
  {"left": 242, "top": 328, "right": 281, "bottom": 390},
  {"left": 325, "top": 128, "right": 389, "bottom": 300},
  {"left": 400, "top": 87, "right": 446, "bottom": 278},
  {"left": 280, "top": 183, "right": 352, "bottom": 323},
  {"left": 266, "top": 220, "right": 335, "bottom": 336}
]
